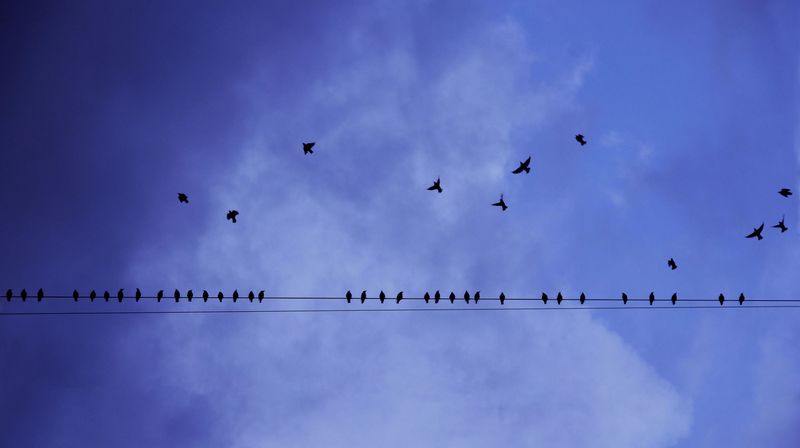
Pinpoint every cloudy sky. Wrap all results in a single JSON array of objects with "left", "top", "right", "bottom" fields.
[{"left": 1, "top": 0, "right": 798, "bottom": 446}]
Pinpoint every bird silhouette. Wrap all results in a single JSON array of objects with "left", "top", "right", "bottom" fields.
[
  {"left": 773, "top": 215, "right": 788, "bottom": 233},
  {"left": 779, "top": 188, "right": 792, "bottom": 198},
  {"left": 90, "top": 290, "right": 97, "bottom": 302},
  {"left": 226, "top": 210, "right": 239, "bottom": 223},
  {"left": 719, "top": 293, "right": 725, "bottom": 306},
  {"left": 474, "top": 291, "right": 480, "bottom": 304},
  {"left": 361, "top": 290, "right": 367, "bottom": 304},
  {"left": 580, "top": 292, "right": 586, "bottom": 304},
  {"left": 575, "top": 134, "right": 587, "bottom": 146},
  {"left": 668, "top": 258, "right": 677, "bottom": 270},
  {"left": 739, "top": 293, "right": 745, "bottom": 305},
  {"left": 449, "top": 292, "right": 456, "bottom": 304},
  {"left": 5, "top": 289, "right": 11, "bottom": 302},
  {"left": 512, "top": 156, "right": 531, "bottom": 174},
  {"left": 203, "top": 290, "right": 209, "bottom": 302},
  {"left": 117, "top": 288, "right": 124, "bottom": 303},
  {"left": 671, "top": 293, "right": 678, "bottom": 305},
  {"left": 187, "top": 290, "right": 194, "bottom": 302},
  {"left": 174, "top": 289, "right": 180, "bottom": 302},
  {"left": 346, "top": 290, "right": 352, "bottom": 303},
  {"left": 427, "top": 177, "right": 443, "bottom": 193},
  {"left": 435, "top": 290, "right": 441, "bottom": 304},
  {"left": 135, "top": 288, "right": 142, "bottom": 302},
  {"left": 103, "top": 290, "right": 110, "bottom": 302},
  {"left": 157, "top": 290, "right": 164, "bottom": 302},
  {"left": 233, "top": 290, "right": 239, "bottom": 302},
  {"left": 746, "top": 223, "right": 765, "bottom": 240},
  {"left": 622, "top": 292, "right": 628, "bottom": 305},
  {"left": 73, "top": 289, "right": 79, "bottom": 302},
  {"left": 464, "top": 291, "right": 470, "bottom": 304},
  {"left": 217, "top": 291, "right": 224, "bottom": 302},
  {"left": 258, "top": 290, "right": 265, "bottom": 303},
  {"left": 492, "top": 194, "right": 508, "bottom": 211},
  {"left": 379, "top": 291, "right": 386, "bottom": 304},
  {"left": 499, "top": 292, "right": 506, "bottom": 305},
  {"left": 556, "top": 292, "right": 563, "bottom": 305},
  {"left": 20, "top": 289, "right": 27, "bottom": 301},
  {"left": 248, "top": 291, "right": 255, "bottom": 302},
  {"left": 303, "top": 142, "right": 315, "bottom": 154},
  {"left": 396, "top": 291, "right": 403, "bottom": 304},
  {"left": 424, "top": 292, "right": 431, "bottom": 303},
  {"left": 541, "top": 292, "right": 549, "bottom": 304},
  {"left": 37, "top": 288, "right": 44, "bottom": 302},
  {"left": 178, "top": 193, "right": 189, "bottom": 203},
  {"left": 649, "top": 292, "right": 655, "bottom": 305}
]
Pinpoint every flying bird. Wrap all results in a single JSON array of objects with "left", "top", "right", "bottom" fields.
[
  {"left": 424, "top": 292, "right": 431, "bottom": 303},
  {"left": 103, "top": 290, "right": 110, "bottom": 302},
  {"left": 73, "top": 290, "right": 79, "bottom": 302},
  {"left": 449, "top": 292, "right": 456, "bottom": 304},
  {"left": 90, "top": 290, "right": 97, "bottom": 302},
  {"left": 37, "top": 288, "right": 44, "bottom": 302},
  {"left": 575, "top": 134, "right": 587, "bottom": 146},
  {"left": 135, "top": 288, "right": 142, "bottom": 302},
  {"left": 556, "top": 292, "right": 563, "bottom": 305},
  {"left": 396, "top": 291, "right": 403, "bottom": 304},
  {"left": 361, "top": 290, "right": 367, "bottom": 304},
  {"left": 541, "top": 292, "right": 549, "bottom": 304},
  {"left": 435, "top": 290, "right": 441, "bottom": 304},
  {"left": 217, "top": 291, "right": 224, "bottom": 302},
  {"left": 474, "top": 291, "right": 480, "bottom": 304},
  {"left": 248, "top": 291, "right": 255, "bottom": 302},
  {"left": 178, "top": 193, "right": 189, "bottom": 203},
  {"left": 233, "top": 290, "right": 239, "bottom": 302},
  {"left": 649, "top": 292, "right": 655, "bottom": 306},
  {"left": 671, "top": 293, "right": 678, "bottom": 305},
  {"left": 746, "top": 223, "right": 764, "bottom": 240},
  {"left": 117, "top": 288, "right": 124, "bottom": 303},
  {"left": 668, "top": 258, "right": 677, "bottom": 270},
  {"left": 187, "top": 290, "right": 194, "bottom": 302},
  {"left": 5, "top": 289, "right": 11, "bottom": 302},
  {"left": 499, "top": 292, "right": 506, "bottom": 305},
  {"left": 379, "top": 291, "right": 386, "bottom": 304},
  {"left": 226, "top": 210, "right": 239, "bottom": 223},
  {"left": 492, "top": 194, "right": 508, "bottom": 211},
  {"left": 174, "top": 289, "right": 180, "bottom": 302},
  {"left": 427, "top": 177, "right": 443, "bottom": 193},
  {"left": 258, "top": 290, "right": 265, "bottom": 303},
  {"left": 464, "top": 291, "right": 470, "bottom": 304},
  {"left": 20, "top": 289, "right": 27, "bottom": 301},
  {"left": 718, "top": 294, "right": 725, "bottom": 306},
  {"left": 622, "top": 292, "right": 628, "bottom": 305},
  {"left": 346, "top": 290, "right": 352, "bottom": 303},
  {"left": 303, "top": 142, "right": 315, "bottom": 154},
  {"left": 739, "top": 293, "right": 745, "bottom": 305},
  {"left": 773, "top": 215, "right": 788, "bottom": 233},
  {"left": 580, "top": 292, "right": 586, "bottom": 304},
  {"left": 203, "top": 290, "right": 209, "bottom": 302},
  {"left": 779, "top": 188, "right": 792, "bottom": 198},
  {"left": 512, "top": 156, "right": 531, "bottom": 174},
  {"left": 157, "top": 290, "right": 164, "bottom": 302}
]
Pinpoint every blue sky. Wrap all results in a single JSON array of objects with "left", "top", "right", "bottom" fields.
[{"left": 1, "top": 0, "right": 798, "bottom": 446}]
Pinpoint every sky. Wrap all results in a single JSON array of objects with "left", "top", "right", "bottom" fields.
[{"left": 0, "top": 0, "right": 798, "bottom": 446}]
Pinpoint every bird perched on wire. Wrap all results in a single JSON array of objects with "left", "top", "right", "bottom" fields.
[
  {"left": 5, "top": 289, "right": 11, "bottom": 302},
  {"left": 258, "top": 290, "right": 265, "bottom": 303},
  {"left": 173, "top": 289, "right": 180, "bottom": 302},
  {"left": 575, "top": 134, "right": 587, "bottom": 146},
  {"left": 346, "top": 290, "right": 352, "bottom": 303},
  {"left": 424, "top": 292, "right": 431, "bottom": 303},
  {"left": 435, "top": 290, "right": 441, "bottom": 304},
  {"left": 512, "top": 156, "right": 531, "bottom": 174},
  {"left": 360, "top": 290, "right": 367, "bottom": 304},
  {"left": 739, "top": 293, "right": 745, "bottom": 305},
  {"left": 203, "top": 290, "right": 209, "bottom": 302},
  {"left": 668, "top": 258, "right": 678, "bottom": 270},
  {"left": 103, "top": 290, "right": 110, "bottom": 302},
  {"left": 37, "top": 288, "right": 44, "bottom": 302},
  {"left": 671, "top": 293, "right": 678, "bottom": 305},
  {"left": 178, "top": 193, "right": 189, "bottom": 203},
  {"left": 379, "top": 291, "right": 386, "bottom": 304},
  {"left": 157, "top": 290, "right": 164, "bottom": 302},
  {"left": 447, "top": 292, "right": 455, "bottom": 303},
  {"left": 217, "top": 291, "right": 224, "bottom": 302},
  {"left": 580, "top": 292, "right": 586, "bottom": 304},
  {"left": 779, "top": 188, "right": 792, "bottom": 198},
  {"left": 21, "top": 289, "right": 28, "bottom": 301},
  {"left": 396, "top": 291, "right": 403, "bottom": 304},
  {"left": 248, "top": 291, "right": 254, "bottom": 302},
  {"left": 746, "top": 223, "right": 764, "bottom": 240},
  {"left": 649, "top": 292, "right": 655, "bottom": 305},
  {"left": 541, "top": 292, "right": 549, "bottom": 304},
  {"left": 773, "top": 215, "right": 788, "bottom": 233},
  {"left": 622, "top": 292, "right": 628, "bottom": 305},
  {"left": 187, "top": 290, "right": 194, "bottom": 302},
  {"left": 233, "top": 290, "right": 239, "bottom": 302},
  {"left": 464, "top": 291, "right": 470, "bottom": 304},
  {"left": 73, "top": 290, "right": 79, "bottom": 302},
  {"left": 90, "top": 290, "right": 97, "bottom": 302},
  {"left": 303, "top": 142, "right": 315, "bottom": 154},
  {"left": 117, "top": 288, "right": 124, "bottom": 303},
  {"left": 499, "top": 292, "right": 506, "bottom": 305},
  {"left": 427, "top": 177, "right": 443, "bottom": 193},
  {"left": 226, "top": 210, "right": 239, "bottom": 223},
  {"left": 718, "top": 294, "right": 725, "bottom": 306},
  {"left": 556, "top": 292, "right": 563, "bottom": 305},
  {"left": 492, "top": 194, "right": 508, "bottom": 211},
  {"left": 135, "top": 288, "right": 142, "bottom": 302}
]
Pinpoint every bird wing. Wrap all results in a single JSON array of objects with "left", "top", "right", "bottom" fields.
[
  {"left": 523, "top": 156, "right": 531, "bottom": 166},
  {"left": 511, "top": 165, "right": 524, "bottom": 174}
]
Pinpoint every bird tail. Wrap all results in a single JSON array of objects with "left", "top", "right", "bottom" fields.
[
  {"left": 437, "top": 186, "right": 442, "bottom": 193},
  {"left": 757, "top": 234, "right": 763, "bottom": 240},
  {"left": 524, "top": 166, "right": 530, "bottom": 173}
]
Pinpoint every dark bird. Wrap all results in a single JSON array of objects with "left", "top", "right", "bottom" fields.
[
  {"left": 346, "top": 290, "right": 352, "bottom": 303},
  {"left": 773, "top": 215, "right": 788, "bottom": 233},
  {"left": 103, "top": 290, "right": 110, "bottom": 302},
  {"left": 474, "top": 291, "right": 480, "bottom": 304},
  {"left": 622, "top": 292, "right": 628, "bottom": 305},
  {"left": 248, "top": 291, "right": 255, "bottom": 302},
  {"left": 21, "top": 289, "right": 27, "bottom": 301},
  {"left": 203, "top": 290, "right": 209, "bottom": 302},
  {"left": 174, "top": 289, "right": 180, "bottom": 302},
  {"left": 361, "top": 290, "right": 367, "bottom": 304},
  {"left": 427, "top": 177, "right": 443, "bottom": 193},
  {"left": 303, "top": 142, "right": 315, "bottom": 155},
  {"left": 233, "top": 290, "right": 239, "bottom": 303},
  {"left": 157, "top": 290, "right": 164, "bottom": 302},
  {"left": 671, "top": 293, "right": 678, "bottom": 305},
  {"left": 90, "top": 290, "right": 97, "bottom": 302},
  {"left": 435, "top": 290, "right": 441, "bottom": 304},
  {"left": 579, "top": 292, "right": 586, "bottom": 304},
  {"left": 649, "top": 292, "right": 655, "bottom": 306},
  {"left": 258, "top": 290, "right": 265, "bottom": 303},
  {"left": 135, "top": 288, "right": 142, "bottom": 302},
  {"left": 575, "top": 134, "right": 587, "bottom": 146},
  {"left": 668, "top": 258, "right": 677, "bottom": 270},
  {"left": 379, "top": 291, "right": 386, "bottom": 304},
  {"left": 396, "top": 291, "right": 403, "bottom": 304},
  {"left": 556, "top": 292, "right": 563, "bottom": 305},
  {"left": 37, "top": 288, "right": 44, "bottom": 302},
  {"left": 226, "top": 210, "right": 239, "bottom": 223},
  {"left": 449, "top": 292, "right": 456, "bottom": 304},
  {"left": 492, "top": 194, "right": 508, "bottom": 211},
  {"left": 541, "top": 292, "right": 549, "bottom": 304},
  {"left": 739, "top": 293, "right": 745, "bottom": 305},
  {"left": 746, "top": 223, "right": 764, "bottom": 240},
  {"left": 499, "top": 292, "right": 506, "bottom": 305},
  {"left": 117, "top": 288, "right": 124, "bottom": 303},
  {"left": 178, "top": 193, "right": 189, "bottom": 203},
  {"left": 187, "top": 290, "right": 194, "bottom": 302},
  {"left": 464, "top": 291, "right": 470, "bottom": 304},
  {"left": 719, "top": 294, "right": 725, "bottom": 306},
  {"left": 512, "top": 156, "right": 531, "bottom": 174},
  {"left": 424, "top": 292, "right": 431, "bottom": 303},
  {"left": 5, "top": 289, "right": 11, "bottom": 302},
  {"left": 779, "top": 188, "right": 792, "bottom": 198},
  {"left": 73, "top": 290, "right": 80, "bottom": 302},
  {"left": 217, "top": 291, "right": 224, "bottom": 302}
]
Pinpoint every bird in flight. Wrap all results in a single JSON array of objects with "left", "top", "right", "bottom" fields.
[
  {"left": 303, "top": 142, "right": 315, "bottom": 155},
  {"left": 492, "top": 194, "right": 508, "bottom": 211},
  {"left": 427, "top": 177, "right": 443, "bottom": 193},
  {"left": 773, "top": 215, "right": 788, "bottom": 233},
  {"left": 575, "top": 134, "right": 587, "bottom": 146},
  {"left": 778, "top": 188, "right": 792, "bottom": 198},
  {"left": 512, "top": 156, "right": 531, "bottom": 174},
  {"left": 226, "top": 210, "right": 239, "bottom": 223},
  {"left": 178, "top": 193, "right": 189, "bottom": 203},
  {"left": 667, "top": 258, "right": 678, "bottom": 270},
  {"left": 746, "top": 223, "right": 765, "bottom": 240}
]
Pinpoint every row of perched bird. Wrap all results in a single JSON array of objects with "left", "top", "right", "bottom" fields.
[{"left": 4, "top": 288, "right": 265, "bottom": 303}]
